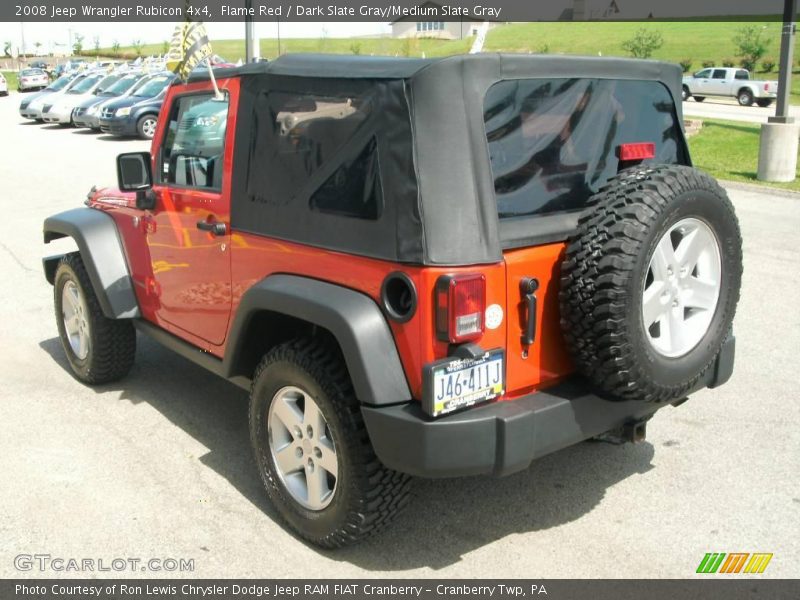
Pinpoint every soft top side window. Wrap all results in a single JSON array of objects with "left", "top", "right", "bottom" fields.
[
  {"left": 246, "top": 89, "right": 382, "bottom": 220},
  {"left": 160, "top": 93, "right": 229, "bottom": 191}
]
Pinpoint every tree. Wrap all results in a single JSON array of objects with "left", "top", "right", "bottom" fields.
[
  {"left": 3, "top": 41, "right": 10, "bottom": 58},
  {"left": 111, "top": 40, "right": 120, "bottom": 57},
  {"left": 73, "top": 33, "right": 84, "bottom": 55},
  {"left": 733, "top": 25, "right": 770, "bottom": 72},
  {"left": 93, "top": 36, "right": 100, "bottom": 54},
  {"left": 161, "top": 40, "right": 169, "bottom": 56},
  {"left": 131, "top": 39, "right": 143, "bottom": 57},
  {"left": 34, "top": 41, "right": 42, "bottom": 56},
  {"left": 621, "top": 28, "right": 663, "bottom": 59}
]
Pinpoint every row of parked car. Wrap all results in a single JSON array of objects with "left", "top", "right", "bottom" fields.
[{"left": 18, "top": 67, "right": 177, "bottom": 139}]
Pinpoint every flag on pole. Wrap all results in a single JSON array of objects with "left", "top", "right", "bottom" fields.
[{"left": 165, "top": 20, "right": 213, "bottom": 81}]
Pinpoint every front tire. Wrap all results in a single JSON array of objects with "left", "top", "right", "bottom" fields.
[
  {"left": 560, "top": 165, "right": 742, "bottom": 403},
  {"left": 249, "top": 338, "right": 411, "bottom": 548},
  {"left": 136, "top": 114, "right": 157, "bottom": 140},
  {"left": 681, "top": 86, "right": 691, "bottom": 101},
  {"left": 737, "top": 89, "right": 754, "bottom": 107},
  {"left": 54, "top": 253, "right": 136, "bottom": 384}
]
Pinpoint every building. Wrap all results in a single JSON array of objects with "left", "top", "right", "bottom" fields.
[{"left": 390, "top": 2, "right": 498, "bottom": 40}]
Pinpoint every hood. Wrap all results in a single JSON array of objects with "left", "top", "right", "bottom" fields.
[
  {"left": 102, "top": 95, "right": 140, "bottom": 111},
  {"left": 77, "top": 95, "right": 108, "bottom": 110},
  {"left": 31, "top": 89, "right": 67, "bottom": 109},
  {"left": 89, "top": 186, "right": 137, "bottom": 209},
  {"left": 19, "top": 89, "right": 53, "bottom": 107},
  {"left": 54, "top": 92, "right": 94, "bottom": 110}
]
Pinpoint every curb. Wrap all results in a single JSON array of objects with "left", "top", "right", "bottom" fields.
[{"left": 719, "top": 179, "right": 800, "bottom": 199}]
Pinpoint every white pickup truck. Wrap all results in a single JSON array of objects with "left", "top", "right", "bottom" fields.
[{"left": 682, "top": 67, "right": 778, "bottom": 107}]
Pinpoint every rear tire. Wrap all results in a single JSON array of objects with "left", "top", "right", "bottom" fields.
[
  {"left": 693, "top": 96, "right": 705, "bottom": 102},
  {"left": 559, "top": 165, "right": 742, "bottom": 403},
  {"left": 54, "top": 253, "right": 136, "bottom": 384},
  {"left": 756, "top": 98, "right": 773, "bottom": 108},
  {"left": 249, "top": 338, "right": 411, "bottom": 548}
]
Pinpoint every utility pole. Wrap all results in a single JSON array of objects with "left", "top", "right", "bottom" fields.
[
  {"left": 757, "top": 0, "right": 798, "bottom": 182},
  {"left": 245, "top": 0, "right": 255, "bottom": 62},
  {"left": 19, "top": 21, "right": 26, "bottom": 62},
  {"left": 770, "top": 0, "right": 797, "bottom": 124}
]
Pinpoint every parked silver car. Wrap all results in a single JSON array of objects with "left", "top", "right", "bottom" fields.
[{"left": 18, "top": 68, "right": 50, "bottom": 92}]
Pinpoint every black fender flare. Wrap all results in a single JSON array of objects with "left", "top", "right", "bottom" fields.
[
  {"left": 43, "top": 208, "right": 140, "bottom": 319},
  {"left": 223, "top": 275, "right": 411, "bottom": 407}
]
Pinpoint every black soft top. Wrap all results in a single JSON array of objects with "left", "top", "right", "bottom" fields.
[{"left": 202, "top": 54, "right": 686, "bottom": 266}]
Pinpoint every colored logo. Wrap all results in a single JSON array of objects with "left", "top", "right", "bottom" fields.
[{"left": 696, "top": 553, "right": 773, "bottom": 574}]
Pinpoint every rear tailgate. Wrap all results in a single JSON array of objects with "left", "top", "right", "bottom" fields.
[{"left": 503, "top": 244, "right": 573, "bottom": 396}]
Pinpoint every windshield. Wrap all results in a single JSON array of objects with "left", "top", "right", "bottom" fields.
[
  {"left": 63, "top": 75, "right": 87, "bottom": 91},
  {"left": 95, "top": 74, "right": 121, "bottom": 93},
  {"left": 47, "top": 76, "right": 72, "bottom": 91},
  {"left": 104, "top": 74, "right": 141, "bottom": 96},
  {"left": 133, "top": 75, "right": 172, "bottom": 98},
  {"left": 69, "top": 74, "right": 103, "bottom": 94}
]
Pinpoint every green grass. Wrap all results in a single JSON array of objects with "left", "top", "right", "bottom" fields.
[
  {"left": 689, "top": 119, "right": 800, "bottom": 191},
  {"left": 1, "top": 71, "right": 18, "bottom": 92}
]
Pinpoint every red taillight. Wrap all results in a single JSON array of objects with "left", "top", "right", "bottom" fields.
[
  {"left": 764, "top": 83, "right": 770, "bottom": 92},
  {"left": 435, "top": 273, "right": 486, "bottom": 344},
  {"left": 619, "top": 142, "right": 656, "bottom": 161}
]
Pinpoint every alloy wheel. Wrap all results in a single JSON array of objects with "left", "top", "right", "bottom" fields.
[
  {"left": 268, "top": 386, "right": 338, "bottom": 510},
  {"left": 642, "top": 217, "right": 722, "bottom": 358}
]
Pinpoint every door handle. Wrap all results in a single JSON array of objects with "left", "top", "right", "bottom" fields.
[
  {"left": 520, "top": 277, "right": 539, "bottom": 346},
  {"left": 196, "top": 219, "right": 227, "bottom": 236}
]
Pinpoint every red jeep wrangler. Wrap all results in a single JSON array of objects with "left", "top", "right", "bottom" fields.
[{"left": 43, "top": 54, "right": 742, "bottom": 548}]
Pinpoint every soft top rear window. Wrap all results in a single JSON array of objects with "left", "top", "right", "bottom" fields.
[{"left": 483, "top": 78, "right": 686, "bottom": 219}]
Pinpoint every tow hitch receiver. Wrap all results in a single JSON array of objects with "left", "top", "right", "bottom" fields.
[{"left": 594, "top": 419, "right": 648, "bottom": 445}]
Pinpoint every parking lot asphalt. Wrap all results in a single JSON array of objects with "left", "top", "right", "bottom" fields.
[{"left": 0, "top": 93, "right": 798, "bottom": 579}]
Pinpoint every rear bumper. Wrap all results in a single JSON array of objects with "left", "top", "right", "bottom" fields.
[{"left": 362, "top": 335, "right": 735, "bottom": 478}]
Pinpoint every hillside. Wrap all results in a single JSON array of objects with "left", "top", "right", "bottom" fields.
[{"left": 89, "top": 21, "right": 798, "bottom": 100}]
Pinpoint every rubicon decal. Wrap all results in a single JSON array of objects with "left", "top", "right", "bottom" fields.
[{"left": 696, "top": 553, "right": 773, "bottom": 574}]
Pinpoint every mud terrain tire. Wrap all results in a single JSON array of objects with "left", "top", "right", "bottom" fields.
[{"left": 559, "top": 165, "right": 742, "bottom": 402}]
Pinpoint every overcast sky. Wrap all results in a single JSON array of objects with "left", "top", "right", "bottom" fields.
[{"left": 0, "top": 22, "right": 391, "bottom": 56}]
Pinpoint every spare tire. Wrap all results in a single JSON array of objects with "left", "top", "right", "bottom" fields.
[{"left": 559, "top": 165, "right": 742, "bottom": 402}]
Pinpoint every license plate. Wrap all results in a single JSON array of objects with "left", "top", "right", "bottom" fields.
[{"left": 423, "top": 349, "right": 505, "bottom": 418}]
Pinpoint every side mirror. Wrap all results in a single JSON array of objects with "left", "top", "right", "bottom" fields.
[{"left": 116, "top": 151, "right": 156, "bottom": 210}]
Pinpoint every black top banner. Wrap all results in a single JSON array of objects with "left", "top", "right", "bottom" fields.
[{"left": 3, "top": 0, "right": 798, "bottom": 22}]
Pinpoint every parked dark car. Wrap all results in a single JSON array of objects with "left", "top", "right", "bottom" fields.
[
  {"left": 73, "top": 72, "right": 148, "bottom": 129},
  {"left": 98, "top": 73, "right": 176, "bottom": 139}
]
